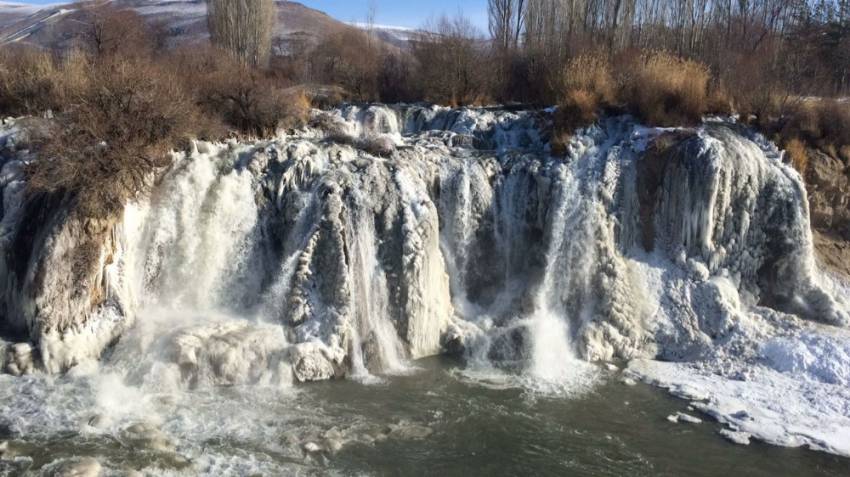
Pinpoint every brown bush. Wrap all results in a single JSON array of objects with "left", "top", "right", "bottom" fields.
[
  {"left": 81, "top": 4, "right": 158, "bottom": 59},
  {"left": 26, "top": 58, "right": 206, "bottom": 218},
  {"left": 378, "top": 52, "right": 420, "bottom": 103},
  {"left": 312, "top": 28, "right": 381, "bottom": 101},
  {"left": 161, "top": 45, "right": 308, "bottom": 136},
  {"left": 706, "top": 81, "right": 734, "bottom": 116},
  {"left": 412, "top": 15, "right": 491, "bottom": 106},
  {"left": 549, "top": 54, "right": 616, "bottom": 153},
  {"left": 200, "top": 67, "right": 309, "bottom": 137},
  {"left": 816, "top": 101, "right": 850, "bottom": 149},
  {"left": 621, "top": 51, "right": 710, "bottom": 126}
]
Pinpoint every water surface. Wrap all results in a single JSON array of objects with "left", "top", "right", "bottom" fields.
[{"left": 2, "top": 357, "right": 848, "bottom": 476}]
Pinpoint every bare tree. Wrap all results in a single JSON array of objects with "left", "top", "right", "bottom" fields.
[
  {"left": 489, "top": 0, "right": 528, "bottom": 51},
  {"left": 206, "top": 0, "right": 275, "bottom": 67},
  {"left": 81, "top": 4, "right": 156, "bottom": 58},
  {"left": 413, "top": 15, "right": 490, "bottom": 106}
]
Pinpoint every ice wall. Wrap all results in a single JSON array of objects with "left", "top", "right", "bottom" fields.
[{"left": 0, "top": 106, "right": 846, "bottom": 386}]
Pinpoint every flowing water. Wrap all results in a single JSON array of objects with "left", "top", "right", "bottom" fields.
[{"left": 2, "top": 356, "right": 850, "bottom": 476}]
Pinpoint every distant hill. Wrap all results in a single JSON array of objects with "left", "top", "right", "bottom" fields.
[{"left": 0, "top": 0, "right": 395, "bottom": 52}]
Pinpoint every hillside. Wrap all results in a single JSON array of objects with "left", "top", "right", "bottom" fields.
[{"left": 0, "top": 0, "right": 362, "bottom": 51}]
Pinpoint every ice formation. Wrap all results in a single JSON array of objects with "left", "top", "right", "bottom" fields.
[{"left": 0, "top": 104, "right": 849, "bottom": 457}]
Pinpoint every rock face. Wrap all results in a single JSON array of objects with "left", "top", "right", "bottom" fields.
[
  {"left": 0, "top": 106, "right": 847, "bottom": 383},
  {"left": 807, "top": 149, "right": 850, "bottom": 240},
  {"left": 805, "top": 148, "right": 850, "bottom": 279}
]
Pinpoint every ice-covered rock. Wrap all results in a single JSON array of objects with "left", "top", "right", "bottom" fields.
[
  {"left": 165, "top": 321, "right": 291, "bottom": 388},
  {"left": 4, "top": 342, "right": 34, "bottom": 376},
  {"left": 667, "top": 412, "right": 702, "bottom": 424},
  {"left": 720, "top": 429, "right": 752, "bottom": 446}
]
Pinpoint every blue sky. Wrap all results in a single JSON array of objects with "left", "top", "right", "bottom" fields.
[
  {"left": 300, "top": 0, "right": 489, "bottom": 29},
  {"left": 18, "top": 0, "right": 490, "bottom": 30}
]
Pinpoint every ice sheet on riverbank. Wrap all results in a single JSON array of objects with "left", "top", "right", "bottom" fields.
[{"left": 628, "top": 324, "right": 850, "bottom": 457}]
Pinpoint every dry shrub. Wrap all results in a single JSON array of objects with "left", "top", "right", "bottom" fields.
[
  {"left": 412, "top": 15, "right": 491, "bottom": 106},
  {"left": 27, "top": 58, "right": 204, "bottom": 218},
  {"left": 706, "top": 81, "right": 734, "bottom": 116},
  {"left": 622, "top": 51, "right": 710, "bottom": 126},
  {"left": 60, "top": 49, "right": 92, "bottom": 96},
  {"left": 719, "top": 53, "right": 788, "bottom": 122},
  {"left": 0, "top": 6, "right": 311, "bottom": 221},
  {"left": 783, "top": 138, "right": 809, "bottom": 174},
  {"left": 82, "top": 4, "right": 158, "bottom": 59},
  {"left": 164, "top": 45, "right": 308, "bottom": 136},
  {"left": 378, "top": 52, "right": 419, "bottom": 103},
  {"left": 201, "top": 67, "right": 309, "bottom": 137},
  {"left": 816, "top": 101, "right": 850, "bottom": 149}
]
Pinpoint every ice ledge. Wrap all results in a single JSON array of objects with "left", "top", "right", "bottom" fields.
[{"left": 628, "top": 354, "right": 850, "bottom": 457}]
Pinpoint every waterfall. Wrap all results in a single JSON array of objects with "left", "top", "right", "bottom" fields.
[
  {"left": 3, "top": 107, "right": 850, "bottom": 470},
  {"left": 127, "top": 144, "right": 260, "bottom": 311},
  {"left": 0, "top": 107, "right": 846, "bottom": 391}
]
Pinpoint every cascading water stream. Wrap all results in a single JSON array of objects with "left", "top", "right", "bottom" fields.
[
  {"left": 525, "top": 165, "right": 585, "bottom": 383},
  {"left": 259, "top": 187, "right": 320, "bottom": 322},
  {"left": 347, "top": 203, "right": 408, "bottom": 379}
]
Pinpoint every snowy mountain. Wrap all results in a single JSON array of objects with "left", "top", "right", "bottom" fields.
[
  {"left": 0, "top": 0, "right": 357, "bottom": 51},
  {"left": 347, "top": 21, "right": 422, "bottom": 49}
]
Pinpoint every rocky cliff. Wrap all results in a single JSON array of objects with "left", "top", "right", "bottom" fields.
[{"left": 806, "top": 148, "right": 850, "bottom": 278}]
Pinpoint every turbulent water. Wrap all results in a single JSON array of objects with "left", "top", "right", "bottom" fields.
[{"left": 0, "top": 105, "right": 849, "bottom": 475}]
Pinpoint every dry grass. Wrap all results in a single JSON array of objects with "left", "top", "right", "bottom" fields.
[
  {"left": 550, "top": 54, "right": 615, "bottom": 153},
  {"left": 783, "top": 138, "right": 809, "bottom": 174},
  {"left": 558, "top": 54, "right": 615, "bottom": 105},
  {"left": 552, "top": 89, "right": 599, "bottom": 155},
  {"left": 621, "top": 51, "right": 710, "bottom": 126},
  {"left": 777, "top": 100, "right": 850, "bottom": 160},
  {"left": 551, "top": 51, "right": 730, "bottom": 151},
  {"left": 0, "top": 48, "right": 63, "bottom": 115}
]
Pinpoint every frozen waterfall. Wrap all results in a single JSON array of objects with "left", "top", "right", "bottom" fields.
[
  {"left": 1, "top": 105, "right": 850, "bottom": 455},
  {"left": 2, "top": 105, "right": 848, "bottom": 381}
]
